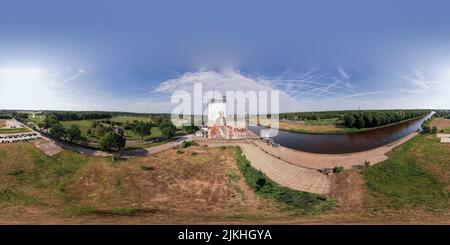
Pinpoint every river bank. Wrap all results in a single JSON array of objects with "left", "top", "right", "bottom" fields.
[{"left": 274, "top": 114, "right": 429, "bottom": 135}]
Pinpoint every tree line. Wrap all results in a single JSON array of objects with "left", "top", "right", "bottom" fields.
[
  {"left": 343, "top": 110, "right": 430, "bottom": 129},
  {"left": 42, "top": 112, "right": 112, "bottom": 121}
]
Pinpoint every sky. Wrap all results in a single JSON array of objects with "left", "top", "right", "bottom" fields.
[{"left": 1, "top": 0, "right": 450, "bottom": 113}]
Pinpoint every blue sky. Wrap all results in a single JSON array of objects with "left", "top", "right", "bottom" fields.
[{"left": 1, "top": 0, "right": 450, "bottom": 112}]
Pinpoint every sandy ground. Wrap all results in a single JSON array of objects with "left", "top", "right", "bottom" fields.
[
  {"left": 0, "top": 119, "right": 26, "bottom": 129},
  {"left": 32, "top": 139, "right": 63, "bottom": 156},
  {"left": 278, "top": 121, "right": 344, "bottom": 133},
  {"left": 431, "top": 117, "right": 450, "bottom": 129}
]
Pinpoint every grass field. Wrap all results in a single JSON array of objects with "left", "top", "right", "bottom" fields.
[
  {"left": 0, "top": 128, "right": 31, "bottom": 134},
  {"left": 431, "top": 117, "right": 450, "bottom": 133},
  {"left": 0, "top": 142, "right": 307, "bottom": 224},
  {"left": 1, "top": 135, "right": 449, "bottom": 224},
  {"left": 125, "top": 127, "right": 162, "bottom": 140},
  {"left": 27, "top": 114, "right": 45, "bottom": 125},
  {"left": 363, "top": 135, "right": 450, "bottom": 210},
  {"left": 111, "top": 115, "right": 153, "bottom": 123},
  {"left": 60, "top": 117, "right": 162, "bottom": 141},
  {"left": 60, "top": 120, "right": 93, "bottom": 138}
]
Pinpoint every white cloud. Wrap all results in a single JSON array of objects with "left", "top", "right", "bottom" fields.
[{"left": 155, "top": 69, "right": 301, "bottom": 112}]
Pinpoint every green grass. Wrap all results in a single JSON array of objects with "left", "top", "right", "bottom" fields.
[
  {"left": 0, "top": 143, "right": 90, "bottom": 207},
  {"left": 0, "top": 127, "right": 31, "bottom": 134},
  {"left": 111, "top": 115, "right": 153, "bottom": 123},
  {"left": 234, "top": 147, "right": 334, "bottom": 214},
  {"left": 364, "top": 135, "right": 450, "bottom": 210},
  {"left": 303, "top": 117, "right": 343, "bottom": 126},
  {"left": 61, "top": 119, "right": 162, "bottom": 141},
  {"left": 60, "top": 120, "right": 93, "bottom": 138},
  {"left": 442, "top": 127, "right": 450, "bottom": 133},
  {"left": 124, "top": 127, "right": 162, "bottom": 140},
  {"left": 27, "top": 114, "right": 45, "bottom": 125}
]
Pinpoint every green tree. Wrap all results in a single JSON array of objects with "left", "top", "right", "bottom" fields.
[
  {"left": 49, "top": 123, "right": 66, "bottom": 139},
  {"left": 99, "top": 132, "right": 126, "bottom": 153},
  {"left": 132, "top": 121, "right": 152, "bottom": 140},
  {"left": 160, "top": 121, "right": 176, "bottom": 139},
  {"left": 344, "top": 114, "right": 356, "bottom": 127},
  {"left": 66, "top": 124, "right": 82, "bottom": 142},
  {"left": 43, "top": 114, "right": 59, "bottom": 128},
  {"left": 96, "top": 124, "right": 105, "bottom": 137},
  {"left": 432, "top": 126, "right": 438, "bottom": 134}
]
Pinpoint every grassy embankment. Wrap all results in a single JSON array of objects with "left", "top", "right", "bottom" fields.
[
  {"left": 363, "top": 134, "right": 449, "bottom": 210},
  {"left": 234, "top": 146, "right": 334, "bottom": 214},
  {"left": 2, "top": 142, "right": 322, "bottom": 223}
]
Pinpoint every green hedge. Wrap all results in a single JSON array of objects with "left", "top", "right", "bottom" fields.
[{"left": 234, "top": 147, "right": 334, "bottom": 214}]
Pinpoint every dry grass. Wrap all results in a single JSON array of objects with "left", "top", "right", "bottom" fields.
[
  {"left": 278, "top": 121, "right": 344, "bottom": 133},
  {"left": 0, "top": 143, "right": 292, "bottom": 224},
  {"left": 1, "top": 137, "right": 449, "bottom": 224},
  {"left": 431, "top": 117, "right": 450, "bottom": 133},
  {"left": 0, "top": 120, "right": 6, "bottom": 128}
]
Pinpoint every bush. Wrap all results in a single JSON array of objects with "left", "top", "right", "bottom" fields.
[
  {"left": 333, "top": 166, "right": 344, "bottom": 173},
  {"left": 364, "top": 160, "right": 371, "bottom": 168},
  {"left": 432, "top": 126, "right": 438, "bottom": 134},
  {"left": 220, "top": 146, "right": 227, "bottom": 150},
  {"left": 176, "top": 149, "right": 184, "bottom": 154},
  {"left": 140, "top": 165, "right": 155, "bottom": 171},
  {"left": 191, "top": 152, "right": 198, "bottom": 156},
  {"left": 8, "top": 169, "right": 24, "bottom": 176},
  {"left": 181, "top": 140, "right": 192, "bottom": 148}
]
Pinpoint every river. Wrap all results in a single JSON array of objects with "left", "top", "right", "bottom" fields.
[{"left": 248, "top": 112, "right": 433, "bottom": 154}]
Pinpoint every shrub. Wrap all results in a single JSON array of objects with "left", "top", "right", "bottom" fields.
[
  {"left": 8, "top": 169, "right": 24, "bottom": 176},
  {"left": 364, "top": 160, "right": 371, "bottom": 167},
  {"left": 140, "top": 165, "right": 155, "bottom": 171},
  {"left": 333, "top": 166, "right": 344, "bottom": 173},
  {"left": 191, "top": 152, "right": 198, "bottom": 156},
  {"left": 176, "top": 149, "right": 184, "bottom": 154},
  {"left": 181, "top": 140, "right": 192, "bottom": 148},
  {"left": 431, "top": 126, "right": 438, "bottom": 134},
  {"left": 220, "top": 146, "right": 227, "bottom": 150}
]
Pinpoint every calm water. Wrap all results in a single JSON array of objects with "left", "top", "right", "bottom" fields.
[{"left": 248, "top": 113, "right": 433, "bottom": 154}]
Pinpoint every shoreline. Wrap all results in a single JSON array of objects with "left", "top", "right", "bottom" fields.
[
  {"left": 269, "top": 114, "right": 429, "bottom": 135},
  {"left": 252, "top": 131, "right": 419, "bottom": 170}
]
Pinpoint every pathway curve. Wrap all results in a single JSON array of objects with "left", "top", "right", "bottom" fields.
[{"left": 203, "top": 141, "right": 332, "bottom": 195}]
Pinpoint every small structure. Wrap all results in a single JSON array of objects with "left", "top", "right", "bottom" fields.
[
  {"left": 436, "top": 133, "right": 450, "bottom": 144},
  {"left": 202, "top": 96, "right": 249, "bottom": 140}
]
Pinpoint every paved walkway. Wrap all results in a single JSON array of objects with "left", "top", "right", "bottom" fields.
[
  {"left": 204, "top": 141, "right": 332, "bottom": 195},
  {"left": 437, "top": 133, "right": 450, "bottom": 143}
]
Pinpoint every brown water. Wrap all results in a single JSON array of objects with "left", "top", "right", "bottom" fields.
[{"left": 248, "top": 113, "right": 432, "bottom": 154}]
